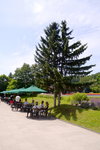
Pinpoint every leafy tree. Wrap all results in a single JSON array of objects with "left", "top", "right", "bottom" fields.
[
  {"left": 77, "top": 75, "right": 95, "bottom": 93},
  {"left": 31, "top": 64, "right": 42, "bottom": 87},
  {"left": 6, "top": 78, "right": 17, "bottom": 91},
  {"left": 8, "top": 72, "right": 13, "bottom": 78},
  {"left": 0, "top": 74, "right": 9, "bottom": 91},
  {"left": 78, "top": 73, "right": 100, "bottom": 93},
  {"left": 35, "top": 21, "right": 95, "bottom": 107},
  {"left": 14, "top": 63, "right": 35, "bottom": 88},
  {"left": 89, "top": 73, "right": 100, "bottom": 92}
]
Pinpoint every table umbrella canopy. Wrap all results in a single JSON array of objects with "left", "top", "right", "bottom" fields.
[
  {"left": 20, "top": 85, "right": 47, "bottom": 93},
  {"left": 7, "top": 88, "right": 26, "bottom": 93},
  {"left": 0, "top": 86, "right": 47, "bottom": 94},
  {"left": 0, "top": 88, "right": 25, "bottom": 94},
  {"left": 0, "top": 91, "right": 9, "bottom": 94}
]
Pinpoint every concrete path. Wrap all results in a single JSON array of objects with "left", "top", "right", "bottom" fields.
[{"left": 0, "top": 102, "right": 100, "bottom": 150}]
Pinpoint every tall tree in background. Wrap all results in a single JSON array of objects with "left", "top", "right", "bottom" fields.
[
  {"left": 89, "top": 73, "right": 100, "bottom": 93},
  {"left": 31, "top": 64, "right": 49, "bottom": 90},
  {"left": 14, "top": 63, "right": 35, "bottom": 88},
  {"left": 0, "top": 75, "right": 9, "bottom": 91},
  {"left": 6, "top": 78, "right": 17, "bottom": 91},
  {"left": 35, "top": 20, "right": 95, "bottom": 107}
]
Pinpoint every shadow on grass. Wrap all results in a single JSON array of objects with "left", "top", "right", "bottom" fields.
[{"left": 51, "top": 104, "right": 89, "bottom": 121}]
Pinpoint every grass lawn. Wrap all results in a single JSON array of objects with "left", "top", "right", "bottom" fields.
[
  {"left": 22, "top": 94, "right": 100, "bottom": 133},
  {"left": 52, "top": 105, "right": 100, "bottom": 133}
]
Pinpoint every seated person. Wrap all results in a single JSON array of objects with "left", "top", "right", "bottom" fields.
[
  {"left": 45, "top": 101, "right": 49, "bottom": 109},
  {"left": 10, "top": 95, "right": 14, "bottom": 104},
  {"left": 31, "top": 99, "right": 35, "bottom": 106},
  {"left": 23, "top": 98, "right": 29, "bottom": 106},
  {"left": 39, "top": 101, "right": 44, "bottom": 109},
  {"left": 32, "top": 101, "right": 39, "bottom": 109},
  {"left": 43, "top": 101, "right": 49, "bottom": 116},
  {"left": 15, "top": 95, "right": 21, "bottom": 102},
  {"left": 21, "top": 98, "right": 29, "bottom": 112},
  {"left": 32, "top": 101, "right": 40, "bottom": 116},
  {"left": 39, "top": 101, "right": 49, "bottom": 116}
]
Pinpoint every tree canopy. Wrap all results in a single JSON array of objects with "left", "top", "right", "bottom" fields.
[
  {"left": 35, "top": 20, "right": 95, "bottom": 106},
  {"left": 0, "top": 75, "right": 9, "bottom": 91},
  {"left": 13, "top": 63, "right": 35, "bottom": 88}
]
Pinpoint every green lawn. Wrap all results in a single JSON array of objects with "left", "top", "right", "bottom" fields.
[
  {"left": 22, "top": 94, "right": 100, "bottom": 133},
  {"left": 52, "top": 105, "right": 100, "bottom": 133}
]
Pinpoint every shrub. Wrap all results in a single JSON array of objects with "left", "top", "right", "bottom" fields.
[
  {"left": 70, "top": 93, "right": 89, "bottom": 105},
  {"left": 81, "top": 101, "right": 90, "bottom": 109},
  {"left": 90, "top": 101, "right": 100, "bottom": 110}
]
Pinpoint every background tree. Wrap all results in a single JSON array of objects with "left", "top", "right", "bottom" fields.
[
  {"left": 31, "top": 64, "right": 43, "bottom": 88},
  {"left": 89, "top": 73, "right": 100, "bottom": 92},
  {"left": 14, "top": 63, "right": 35, "bottom": 88},
  {"left": 35, "top": 20, "right": 95, "bottom": 107},
  {"left": 31, "top": 64, "right": 53, "bottom": 91},
  {"left": 8, "top": 72, "right": 13, "bottom": 79},
  {"left": 0, "top": 74, "right": 9, "bottom": 91},
  {"left": 6, "top": 78, "right": 17, "bottom": 91},
  {"left": 77, "top": 73, "right": 100, "bottom": 93}
]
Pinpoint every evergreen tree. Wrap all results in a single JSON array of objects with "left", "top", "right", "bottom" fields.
[{"left": 35, "top": 21, "right": 95, "bottom": 107}]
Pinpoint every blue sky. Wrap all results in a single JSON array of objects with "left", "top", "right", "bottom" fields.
[{"left": 0, "top": 0, "right": 100, "bottom": 75}]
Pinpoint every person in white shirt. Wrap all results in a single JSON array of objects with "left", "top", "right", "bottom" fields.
[
  {"left": 15, "top": 95, "right": 21, "bottom": 102},
  {"left": 39, "top": 101, "right": 44, "bottom": 109},
  {"left": 32, "top": 101, "right": 39, "bottom": 109},
  {"left": 32, "top": 101, "right": 40, "bottom": 116}
]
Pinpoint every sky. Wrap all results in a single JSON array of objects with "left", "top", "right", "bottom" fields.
[{"left": 0, "top": 0, "right": 100, "bottom": 75}]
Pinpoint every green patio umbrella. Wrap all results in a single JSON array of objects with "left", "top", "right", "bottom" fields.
[
  {"left": 20, "top": 85, "right": 47, "bottom": 93},
  {"left": 0, "top": 86, "right": 47, "bottom": 94},
  {"left": 0, "top": 88, "right": 25, "bottom": 94},
  {"left": 7, "top": 88, "right": 26, "bottom": 93},
  {"left": 0, "top": 91, "right": 9, "bottom": 94}
]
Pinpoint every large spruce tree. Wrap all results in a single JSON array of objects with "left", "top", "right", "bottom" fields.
[{"left": 35, "top": 21, "right": 95, "bottom": 107}]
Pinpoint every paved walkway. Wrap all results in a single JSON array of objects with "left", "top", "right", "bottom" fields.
[{"left": 0, "top": 102, "right": 100, "bottom": 150}]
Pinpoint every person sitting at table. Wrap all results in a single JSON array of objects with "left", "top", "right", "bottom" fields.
[
  {"left": 39, "top": 101, "right": 44, "bottom": 109},
  {"left": 9, "top": 95, "right": 14, "bottom": 105},
  {"left": 31, "top": 99, "right": 35, "bottom": 106},
  {"left": 32, "top": 101, "right": 39, "bottom": 109},
  {"left": 23, "top": 98, "right": 29, "bottom": 106},
  {"left": 43, "top": 101, "right": 49, "bottom": 116},
  {"left": 22, "top": 98, "right": 29, "bottom": 111},
  {"left": 15, "top": 94, "right": 21, "bottom": 102},
  {"left": 39, "top": 101, "right": 49, "bottom": 116},
  {"left": 38, "top": 101, "right": 44, "bottom": 116},
  {"left": 45, "top": 101, "right": 49, "bottom": 109},
  {"left": 32, "top": 101, "right": 40, "bottom": 116}
]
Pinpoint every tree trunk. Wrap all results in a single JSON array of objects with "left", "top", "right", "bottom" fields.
[
  {"left": 54, "top": 92, "right": 57, "bottom": 107},
  {"left": 58, "top": 92, "right": 61, "bottom": 106}
]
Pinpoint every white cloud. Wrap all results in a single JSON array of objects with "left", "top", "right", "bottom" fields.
[{"left": 31, "top": 2, "right": 44, "bottom": 13}]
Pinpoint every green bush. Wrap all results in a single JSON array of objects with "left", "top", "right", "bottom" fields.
[{"left": 70, "top": 93, "right": 89, "bottom": 105}]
